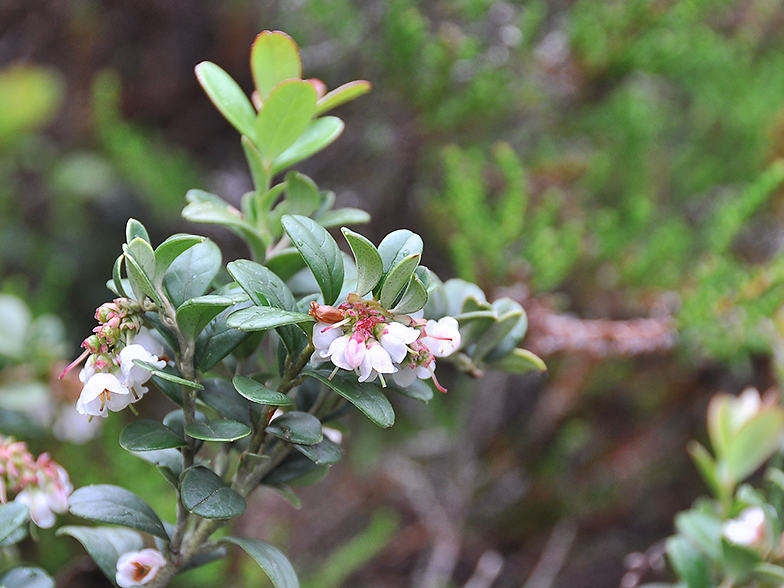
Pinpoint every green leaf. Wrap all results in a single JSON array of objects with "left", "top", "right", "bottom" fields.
[
  {"left": 487, "top": 348, "right": 547, "bottom": 375},
  {"left": 250, "top": 31, "right": 302, "bottom": 101},
  {"left": 262, "top": 452, "right": 324, "bottom": 486},
  {"left": 471, "top": 309, "right": 525, "bottom": 365},
  {"left": 182, "top": 190, "right": 265, "bottom": 256},
  {"left": 112, "top": 254, "right": 127, "bottom": 297},
  {"left": 222, "top": 536, "right": 300, "bottom": 588},
  {"left": 176, "top": 295, "right": 237, "bottom": 340},
  {"left": 153, "top": 234, "right": 206, "bottom": 284},
  {"left": 227, "top": 260, "right": 296, "bottom": 310},
  {"left": 232, "top": 375, "right": 293, "bottom": 406},
  {"left": 266, "top": 411, "right": 323, "bottom": 445},
  {"left": 687, "top": 441, "right": 721, "bottom": 497},
  {"left": 119, "top": 420, "right": 186, "bottom": 451},
  {"left": 293, "top": 437, "right": 343, "bottom": 465},
  {"left": 195, "top": 61, "right": 257, "bottom": 139},
  {"left": 386, "top": 378, "right": 433, "bottom": 403},
  {"left": 483, "top": 298, "right": 529, "bottom": 362},
  {"left": 125, "top": 218, "right": 150, "bottom": 244},
  {"left": 163, "top": 409, "right": 208, "bottom": 441},
  {"left": 380, "top": 254, "right": 420, "bottom": 309},
  {"left": 674, "top": 510, "right": 722, "bottom": 560},
  {"left": 200, "top": 377, "right": 255, "bottom": 426},
  {"left": 754, "top": 563, "right": 784, "bottom": 584},
  {"left": 265, "top": 248, "right": 308, "bottom": 282},
  {"left": 315, "top": 207, "right": 371, "bottom": 229},
  {"left": 181, "top": 467, "right": 246, "bottom": 519},
  {"left": 127, "top": 238, "right": 155, "bottom": 277},
  {"left": 185, "top": 419, "right": 252, "bottom": 442},
  {"left": 68, "top": 484, "right": 169, "bottom": 540},
  {"left": 195, "top": 303, "right": 253, "bottom": 372},
  {"left": 281, "top": 214, "right": 344, "bottom": 305},
  {"left": 721, "top": 537, "right": 759, "bottom": 583},
  {"left": 133, "top": 359, "right": 204, "bottom": 389},
  {"left": 242, "top": 135, "right": 268, "bottom": 193},
  {"left": 123, "top": 245, "right": 163, "bottom": 307},
  {"left": 727, "top": 409, "right": 784, "bottom": 484},
  {"left": 315, "top": 80, "right": 372, "bottom": 116},
  {"left": 390, "top": 276, "right": 427, "bottom": 314},
  {"left": 306, "top": 369, "right": 395, "bottom": 428},
  {"left": 163, "top": 239, "right": 222, "bottom": 308},
  {"left": 255, "top": 80, "right": 316, "bottom": 162},
  {"left": 0, "top": 503, "right": 29, "bottom": 546},
  {"left": 0, "top": 566, "right": 54, "bottom": 588},
  {"left": 377, "top": 230, "right": 423, "bottom": 274},
  {"left": 57, "top": 526, "right": 144, "bottom": 585},
  {"left": 227, "top": 306, "right": 314, "bottom": 331},
  {"left": 341, "top": 228, "right": 383, "bottom": 297},
  {"left": 272, "top": 117, "right": 344, "bottom": 174},
  {"left": 284, "top": 171, "right": 321, "bottom": 217},
  {"left": 666, "top": 535, "right": 710, "bottom": 588}
]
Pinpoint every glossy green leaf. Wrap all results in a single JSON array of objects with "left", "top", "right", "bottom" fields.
[
  {"left": 227, "top": 260, "right": 296, "bottom": 310},
  {"left": 316, "top": 207, "right": 371, "bottom": 229},
  {"left": 342, "top": 228, "right": 383, "bottom": 297},
  {"left": 233, "top": 375, "right": 293, "bottom": 406},
  {"left": 306, "top": 369, "right": 395, "bottom": 428},
  {"left": 181, "top": 466, "right": 246, "bottom": 519},
  {"left": 111, "top": 254, "right": 127, "bottom": 297},
  {"left": 163, "top": 239, "right": 222, "bottom": 308},
  {"left": 133, "top": 449, "right": 183, "bottom": 487},
  {"left": 125, "top": 218, "right": 150, "bottom": 244},
  {"left": 471, "top": 309, "right": 525, "bottom": 365},
  {"left": 200, "top": 377, "right": 255, "bottom": 426},
  {"left": 119, "top": 420, "right": 186, "bottom": 451},
  {"left": 272, "top": 116, "right": 344, "bottom": 174},
  {"left": 754, "top": 563, "right": 784, "bottom": 584},
  {"left": 266, "top": 411, "right": 323, "bottom": 445},
  {"left": 185, "top": 419, "right": 251, "bottom": 442},
  {"left": 176, "top": 295, "right": 237, "bottom": 340},
  {"left": 666, "top": 535, "right": 710, "bottom": 588},
  {"left": 483, "top": 299, "right": 529, "bottom": 362},
  {"left": 123, "top": 245, "right": 163, "bottom": 307},
  {"left": 227, "top": 306, "right": 313, "bottom": 331},
  {"left": 222, "top": 536, "right": 300, "bottom": 588},
  {"left": 315, "top": 80, "right": 372, "bottom": 116},
  {"left": 390, "top": 276, "right": 427, "bottom": 314},
  {"left": 386, "top": 378, "right": 433, "bottom": 403},
  {"left": 195, "top": 61, "right": 257, "bottom": 139},
  {"left": 0, "top": 503, "right": 29, "bottom": 546},
  {"left": 293, "top": 437, "right": 343, "bottom": 465},
  {"left": 281, "top": 214, "right": 344, "bottom": 305},
  {"left": 674, "top": 510, "right": 722, "bottom": 560},
  {"left": 262, "top": 451, "right": 324, "bottom": 486},
  {"left": 250, "top": 31, "right": 302, "bottom": 101},
  {"left": 721, "top": 537, "right": 759, "bottom": 582},
  {"left": 68, "top": 484, "right": 169, "bottom": 540},
  {"left": 182, "top": 189, "right": 253, "bottom": 230},
  {"left": 265, "top": 248, "right": 307, "bottom": 281},
  {"left": 163, "top": 409, "right": 208, "bottom": 441},
  {"left": 153, "top": 234, "right": 206, "bottom": 284},
  {"left": 380, "top": 254, "right": 420, "bottom": 309},
  {"left": 132, "top": 359, "right": 204, "bottom": 389},
  {"left": 377, "top": 230, "right": 423, "bottom": 274},
  {"left": 57, "top": 526, "right": 144, "bottom": 585},
  {"left": 255, "top": 80, "right": 317, "bottom": 162},
  {"left": 126, "top": 237, "right": 155, "bottom": 280},
  {"left": 0, "top": 566, "right": 54, "bottom": 588},
  {"left": 242, "top": 135, "right": 268, "bottom": 193},
  {"left": 195, "top": 300, "right": 253, "bottom": 371},
  {"left": 487, "top": 348, "right": 547, "bottom": 375},
  {"left": 284, "top": 171, "right": 321, "bottom": 217}
]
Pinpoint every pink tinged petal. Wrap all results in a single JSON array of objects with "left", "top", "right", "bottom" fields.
[
  {"left": 422, "top": 317, "right": 461, "bottom": 357},
  {"left": 116, "top": 549, "right": 166, "bottom": 588},
  {"left": 16, "top": 490, "right": 56, "bottom": 528},
  {"left": 76, "top": 373, "right": 128, "bottom": 418},
  {"left": 344, "top": 336, "right": 366, "bottom": 369},
  {"left": 119, "top": 344, "right": 164, "bottom": 388},
  {"left": 379, "top": 333, "right": 409, "bottom": 363},
  {"left": 313, "top": 322, "right": 342, "bottom": 351},
  {"left": 357, "top": 351, "right": 374, "bottom": 382},
  {"left": 327, "top": 336, "right": 352, "bottom": 370},
  {"left": 385, "top": 322, "right": 420, "bottom": 344},
  {"left": 392, "top": 364, "right": 418, "bottom": 387},
  {"left": 130, "top": 328, "right": 164, "bottom": 357}
]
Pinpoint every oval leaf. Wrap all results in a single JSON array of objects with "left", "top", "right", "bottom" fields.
[
  {"left": 250, "top": 31, "right": 302, "bottom": 101},
  {"left": 315, "top": 80, "right": 372, "bottom": 116},
  {"left": 176, "top": 295, "right": 237, "bottom": 340},
  {"left": 227, "top": 306, "right": 313, "bottom": 331},
  {"left": 266, "top": 412, "right": 323, "bottom": 445},
  {"left": 272, "top": 117, "right": 344, "bottom": 174},
  {"left": 195, "top": 61, "right": 257, "bottom": 139},
  {"left": 185, "top": 419, "right": 251, "bottom": 442},
  {"left": 341, "top": 228, "right": 383, "bottom": 297},
  {"left": 281, "top": 214, "right": 344, "bottom": 305},
  {"left": 390, "top": 276, "right": 428, "bottom": 314},
  {"left": 119, "top": 420, "right": 186, "bottom": 452},
  {"left": 68, "top": 485, "right": 169, "bottom": 540},
  {"left": 222, "top": 536, "right": 300, "bottom": 588},
  {"left": 132, "top": 360, "right": 203, "bottom": 389},
  {"left": 380, "top": 254, "right": 420, "bottom": 309},
  {"left": 0, "top": 566, "right": 54, "bottom": 588},
  {"left": 293, "top": 437, "right": 343, "bottom": 465},
  {"left": 255, "top": 80, "right": 316, "bottom": 162},
  {"left": 306, "top": 369, "right": 395, "bottom": 428},
  {"left": 0, "top": 503, "right": 29, "bottom": 546},
  {"left": 163, "top": 239, "right": 222, "bottom": 308},
  {"left": 233, "top": 375, "right": 293, "bottom": 406},
  {"left": 57, "top": 525, "right": 144, "bottom": 584},
  {"left": 154, "top": 234, "right": 206, "bottom": 284},
  {"left": 181, "top": 467, "right": 246, "bottom": 519}
]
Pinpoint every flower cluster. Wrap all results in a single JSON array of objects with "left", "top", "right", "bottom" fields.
[
  {"left": 116, "top": 548, "right": 166, "bottom": 588},
  {"left": 0, "top": 436, "right": 72, "bottom": 528},
  {"left": 62, "top": 298, "right": 166, "bottom": 418},
  {"left": 309, "top": 294, "right": 461, "bottom": 391}
]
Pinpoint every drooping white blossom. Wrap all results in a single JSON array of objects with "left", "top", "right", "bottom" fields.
[
  {"left": 420, "top": 317, "right": 461, "bottom": 357},
  {"left": 723, "top": 507, "right": 766, "bottom": 546}
]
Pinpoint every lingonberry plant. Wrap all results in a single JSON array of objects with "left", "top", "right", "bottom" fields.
[{"left": 0, "top": 31, "right": 544, "bottom": 588}]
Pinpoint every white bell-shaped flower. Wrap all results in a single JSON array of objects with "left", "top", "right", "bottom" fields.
[{"left": 116, "top": 548, "right": 166, "bottom": 588}]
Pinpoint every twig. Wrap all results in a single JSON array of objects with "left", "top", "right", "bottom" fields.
[
  {"left": 462, "top": 551, "right": 504, "bottom": 588},
  {"left": 521, "top": 520, "right": 577, "bottom": 588}
]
